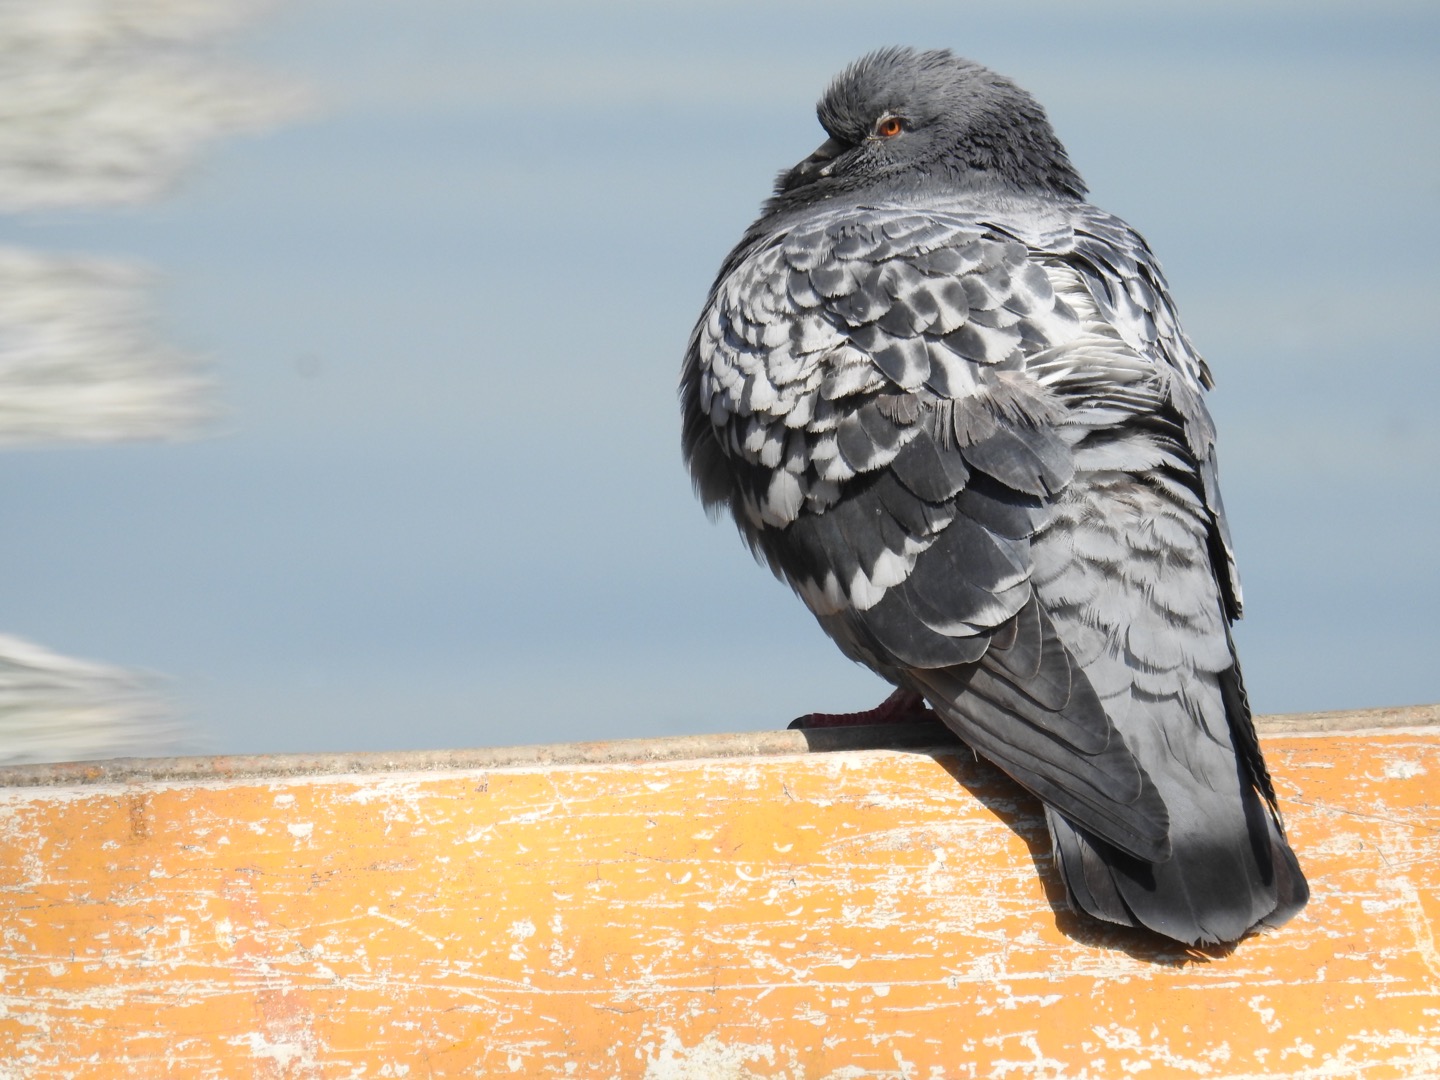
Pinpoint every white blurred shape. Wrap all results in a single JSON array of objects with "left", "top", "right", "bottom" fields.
[
  {"left": 0, "top": 247, "right": 211, "bottom": 443},
  {"left": 0, "top": 0, "right": 307, "bottom": 209},
  {"left": 0, "top": 635, "right": 185, "bottom": 764}
]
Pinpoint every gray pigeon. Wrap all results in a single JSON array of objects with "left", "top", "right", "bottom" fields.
[{"left": 680, "top": 47, "right": 1308, "bottom": 945}]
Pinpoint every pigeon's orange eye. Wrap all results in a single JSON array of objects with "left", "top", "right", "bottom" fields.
[{"left": 875, "top": 116, "right": 904, "bottom": 138}]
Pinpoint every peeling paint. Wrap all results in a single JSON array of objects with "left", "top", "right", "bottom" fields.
[
  {"left": 643, "top": 1033, "right": 781, "bottom": 1080},
  {"left": 0, "top": 734, "right": 1437, "bottom": 1077}
]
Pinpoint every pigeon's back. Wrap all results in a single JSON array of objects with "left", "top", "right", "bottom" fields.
[{"left": 681, "top": 47, "right": 1308, "bottom": 945}]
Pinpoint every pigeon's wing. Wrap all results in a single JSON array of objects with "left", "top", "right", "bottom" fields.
[
  {"left": 1060, "top": 213, "right": 1287, "bottom": 819},
  {"left": 999, "top": 207, "right": 1307, "bottom": 941},
  {"left": 681, "top": 204, "right": 1171, "bottom": 864}
]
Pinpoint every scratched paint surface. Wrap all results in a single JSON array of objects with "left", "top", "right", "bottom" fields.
[{"left": 0, "top": 734, "right": 1437, "bottom": 1079}]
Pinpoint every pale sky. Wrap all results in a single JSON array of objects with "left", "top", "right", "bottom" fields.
[{"left": 0, "top": 0, "right": 1435, "bottom": 755}]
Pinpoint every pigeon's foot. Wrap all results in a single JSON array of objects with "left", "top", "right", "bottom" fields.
[{"left": 788, "top": 689, "right": 934, "bottom": 729}]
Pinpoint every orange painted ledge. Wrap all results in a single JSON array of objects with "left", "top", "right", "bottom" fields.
[{"left": 0, "top": 703, "right": 1437, "bottom": 1079}]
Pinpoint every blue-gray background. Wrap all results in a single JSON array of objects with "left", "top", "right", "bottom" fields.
[{"left": 2, "top": 0, "right": 1436, "bottom": 754}]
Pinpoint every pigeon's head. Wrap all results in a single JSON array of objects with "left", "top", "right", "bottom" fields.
[{"left": 771, "top": 47, "right": 1086, "bottom": 210}]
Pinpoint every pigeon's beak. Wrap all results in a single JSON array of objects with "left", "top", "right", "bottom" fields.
[{"left": 781, "top": 136, "right": 848, "bottom": 190}]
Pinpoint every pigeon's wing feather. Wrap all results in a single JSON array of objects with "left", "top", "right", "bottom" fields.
[
  {"left": 1021, "top": 209, "right": 1308, "bottom": 940},
  {"left": 683, "top": 205, "right": 1170, "bottom": 863}
]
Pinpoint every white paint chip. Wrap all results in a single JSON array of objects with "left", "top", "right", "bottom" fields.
[
  {"left": 1383, "top": 759, "right": 1425, "bottom": 779},
  {"left": 642, "top": 1031, "right": 777, "bottom": 1079}
]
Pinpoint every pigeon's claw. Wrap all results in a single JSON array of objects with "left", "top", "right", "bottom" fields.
[{"left": 789, "top": 688, "right": 934, "bottom": 729}]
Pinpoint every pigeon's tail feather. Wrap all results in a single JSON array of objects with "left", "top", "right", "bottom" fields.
[
  {"left": 1258, "top": 822, "right": 1311, "bottom": 931},
  {"left": 1045, "top": 777, "right": 1309, "bottom": 945}
]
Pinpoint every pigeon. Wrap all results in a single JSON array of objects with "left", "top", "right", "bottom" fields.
[{"left": 680, "top": 47, "right": 1308, "bottom": 945}]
